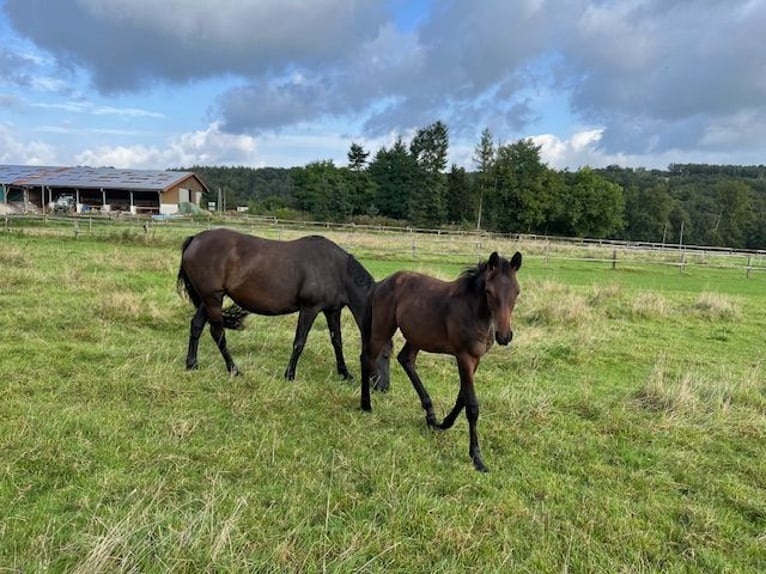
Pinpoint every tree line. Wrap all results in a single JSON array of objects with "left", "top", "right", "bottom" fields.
[{"left": 181, "top": 122, "right": 766, "bottom": 250}]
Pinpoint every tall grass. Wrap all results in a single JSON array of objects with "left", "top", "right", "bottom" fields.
[{"left": 1, "top": 228, "right": 765, "bottom": 572}]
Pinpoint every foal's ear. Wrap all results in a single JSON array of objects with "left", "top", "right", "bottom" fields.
[
  {"left": 510, "top": 251, "right": 522, "bottom": 271},
  {"left": 488, "top": 251, "right": 500, "bottom": 270}
]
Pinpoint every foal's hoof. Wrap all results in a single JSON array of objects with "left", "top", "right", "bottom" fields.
[{"left": 185, "top": 362, "right": 199, "bottom": 370}]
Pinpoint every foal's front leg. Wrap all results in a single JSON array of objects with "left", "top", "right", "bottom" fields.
[
  {"left": 398, "top": 342, "right": 438, "bottom": 428},
  {"left": 457, "top": 354, "right": 487, "bottom": 472}
]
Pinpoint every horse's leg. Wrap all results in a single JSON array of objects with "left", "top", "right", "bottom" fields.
[
  {"left": 323, "top": 308, "right": 352, "bottom": 380},
  {"left": 456, "top": 354, "right": 487, "bottom": 472},
  {"left": 206, "top": 296, "right": 240, "bottom": 376},
  {"left": 361, "top": 336, "right": 387, "bottom": 412},
  {"left": 284, "top": 307, "right": 320, "bottom": 380},
  {"left": 398, "top": 342, "right": 438, "bottom": 428},
  {"left": 437, "top": 392, "right": 465, "bottom": 430},
  {"left": 186, "top": 304, "right": 208, "bottom": 369},
  {"left": 361, "top": 295, "right": 398, "bottom": 412}
]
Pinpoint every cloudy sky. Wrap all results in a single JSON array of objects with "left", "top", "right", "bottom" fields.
[{"left": 1, "top": 0, "right": 765, "bottom": 171}]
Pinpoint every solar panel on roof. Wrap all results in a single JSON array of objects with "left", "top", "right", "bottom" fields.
[{"left": 0, "top": 165, "right": 197, "bottom": 191}]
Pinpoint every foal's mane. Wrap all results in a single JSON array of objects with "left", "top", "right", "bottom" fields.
[{"left": 458, "top": 256, "right": 511, "bottom": 293}]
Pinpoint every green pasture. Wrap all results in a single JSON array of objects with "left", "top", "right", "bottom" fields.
[{"left": 0, "top": 225, "right": 764, "bottom": 572}]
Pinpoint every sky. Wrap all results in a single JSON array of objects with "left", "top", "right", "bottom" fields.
[{"left": 1, "top": 0, "right": 765, "bottom": 172}]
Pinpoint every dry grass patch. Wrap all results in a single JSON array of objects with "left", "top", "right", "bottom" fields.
[
  {"left": 636, "top": 357, "right": 765, "bottom": 416},
  {"left": 691, "top": 292, "right": 741, "bottom": 321},
  {"left": 520, "top": 280, "right": 593, "bottom": 326},
  {"left": 0, "top": 244, "right": 29, "bottom": 267},
  {"left": 631, "top": 291, "right": 673, "bottom": 319},
  {"left": 95, "top": 292, "right": 174, "bottom": 326}
]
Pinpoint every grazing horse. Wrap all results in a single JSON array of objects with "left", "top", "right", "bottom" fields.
[
  {"left": 177, "top": 228, "right": 390, "bottom": 384},
  {"left": 360, "top": 251, "right": 522, "bottom": 472}
]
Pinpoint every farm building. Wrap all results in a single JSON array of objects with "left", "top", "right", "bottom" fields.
[{"left": 0, "top": 165, "right": 208, "bottom": 215}]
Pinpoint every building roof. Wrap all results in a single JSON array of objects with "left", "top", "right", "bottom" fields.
[{"left": 0, "top": 165, "right": 206, "bottom": 192}]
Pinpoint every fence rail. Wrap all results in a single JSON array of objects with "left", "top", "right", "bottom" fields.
[{"left": 3, "top": 212, "right": 765, "bottom": 278}]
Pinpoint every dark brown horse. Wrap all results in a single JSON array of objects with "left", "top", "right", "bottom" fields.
[
  {"left": 360, "top": 251, "right": 522, "bottom": 472},
  {"left": 177, "top": 228, "right": 390, "bottom": 384}
]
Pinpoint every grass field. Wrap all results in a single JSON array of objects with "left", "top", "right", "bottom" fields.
[{"left": 1, "top": 223, "right": 765, "bottom": 572}]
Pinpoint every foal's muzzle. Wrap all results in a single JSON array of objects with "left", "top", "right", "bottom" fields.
[{"left": 496, "top": 330, "right": 513, "bottom": 346}]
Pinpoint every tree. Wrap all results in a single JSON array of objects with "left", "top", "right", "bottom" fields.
[
  {"left": 347, "top": 142, "right": 369, "bottom": 171},
  {"left": 292, "top": 160, "right": 350, "bottom": 222},
  {"left": 344, "top": 142, "right": 376, "bottom": 215},
  {"left": 446, "top": 164, "right": 474, "bottom": 225},
  {"left": 623, "top": 182, "right": 674, "bottom": 242},
  {"left": 473, "top": 128, "right": 495, "bottom": 230},
  {"left": 367, "top": 137, "right": 419, "bottom": 220},
  {"left": 486, "top": 138, "right": 550, "bottom": 233},
  {"left": 559, "top": 167, "right": 625, "bottom": 238},
  {"left": 409, "top": 120, "right": 449, "bottom": 226}
]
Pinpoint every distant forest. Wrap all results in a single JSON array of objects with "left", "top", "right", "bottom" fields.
[{"left": 180, "top": 122, "right": 766, "bottom": 250}]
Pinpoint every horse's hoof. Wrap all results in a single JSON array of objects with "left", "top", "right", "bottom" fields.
[
  {"left": 186, "top": 362, "right": 198, "bottom": 370},
  {"left": 473, "top": 458, "right": 490, "bottom": 473}
]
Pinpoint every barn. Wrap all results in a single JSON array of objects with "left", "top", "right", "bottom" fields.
[{"left": 0, "top": 165, "right": 208, "bottom": 215}]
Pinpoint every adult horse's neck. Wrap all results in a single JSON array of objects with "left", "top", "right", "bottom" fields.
[{"left": 344, "top": 255, "right": 376, "bottom": 330}]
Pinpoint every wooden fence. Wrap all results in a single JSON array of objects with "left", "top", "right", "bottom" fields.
[{"left": 4, "top": 212, "right": 766, "bottom": 278}]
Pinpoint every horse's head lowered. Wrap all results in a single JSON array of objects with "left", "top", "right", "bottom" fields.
[{"left": 484, "top": 251, "right": 522, "bottom": 346}]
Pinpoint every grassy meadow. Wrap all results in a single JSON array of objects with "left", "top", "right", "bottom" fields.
[{"left": 0, "top": 222, "right": 765, "bottom": 572}]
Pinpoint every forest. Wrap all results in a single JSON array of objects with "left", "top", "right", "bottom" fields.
[{"left": 180, "top": 122, "right": 766, "bottom": 250}]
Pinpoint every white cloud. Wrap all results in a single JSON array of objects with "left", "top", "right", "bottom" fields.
[
  {"left": 0, "top": 124, "right": 57, "bottom": 164},
  {"left": 74, "top": 122, "right": 258, "bottom": 168}
]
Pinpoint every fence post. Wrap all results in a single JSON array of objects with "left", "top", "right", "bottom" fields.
[
  {"left": 4, "top": 215, "right": 8, "bottom": 232},
  {"left": 611, "top": 248, "right": 617, "bottom": 270},
  {"left": 680, "top": 251, "right": 686, "bottom": 275},
  {"left": 746, "top": 256, "right": 752, "bottom": 279},
  {"left": 74, "top": 220, "right": 79, "bottom": 239}
]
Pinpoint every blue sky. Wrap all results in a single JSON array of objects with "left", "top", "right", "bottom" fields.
[{"left": 2, "top": 0, "right": 766, "bottom": 171}]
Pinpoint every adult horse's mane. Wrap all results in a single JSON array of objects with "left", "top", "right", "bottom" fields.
[
  {"left": 346, "top": 254, "right": 375, "bottom": 289},
  {"left": 304, "top": 234, "right": 374, "bottom": 289}
]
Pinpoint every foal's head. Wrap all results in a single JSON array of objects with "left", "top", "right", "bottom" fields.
[{"left": 484, "top": 251, "right": 522, "bottom": 345}]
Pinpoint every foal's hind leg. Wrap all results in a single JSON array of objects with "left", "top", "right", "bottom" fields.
[
  {"left": 398, "top": 342, "right": 438, "bottom": 428},
  {"left": 285, "top": 307, "right": 320, "bottom": 380},
  {"left": 324, "top": 308, "right": 353, "bottom": 380},
  {"left": 186, "top": 305, "right": 208, "bottom": 369}
]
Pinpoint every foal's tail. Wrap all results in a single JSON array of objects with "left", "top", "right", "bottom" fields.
[{"left": 176, "top": 235, "right": 202, "bottom": 308}]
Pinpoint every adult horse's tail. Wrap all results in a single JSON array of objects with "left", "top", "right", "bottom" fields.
[
  {"left": 176, "top": 235, "right": 202, "bottom": 308},
  {"left": 176, "top": 233, "right": 248, "bottom": 330}
]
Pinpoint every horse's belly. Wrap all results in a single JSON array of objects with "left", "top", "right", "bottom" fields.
[{"left": 231, "top": 290, "right": 299, "bottom": 316}]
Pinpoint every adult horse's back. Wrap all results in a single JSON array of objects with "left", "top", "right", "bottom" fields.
[{"left": 177, "top": 228, "right": 390, "bottom": 384}]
